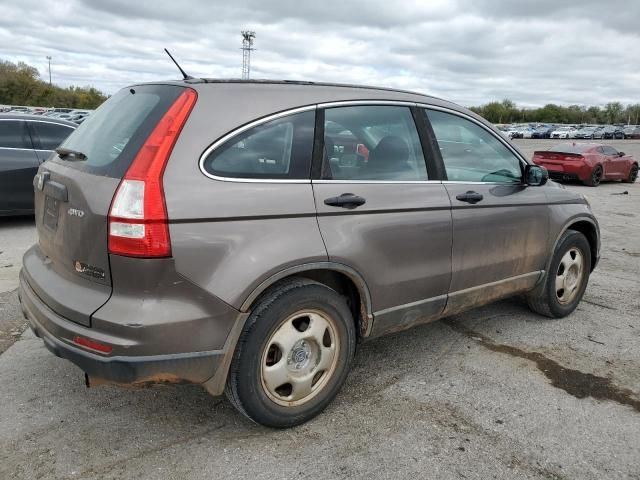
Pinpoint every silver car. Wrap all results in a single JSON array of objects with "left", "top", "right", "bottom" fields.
[{"left": 19, "top": 80, "right": 599, "bottom": 427}]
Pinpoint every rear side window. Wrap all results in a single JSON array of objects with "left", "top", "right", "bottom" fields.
[
  {"left": 322, "top": 106, "right": 428, "bottom": 181},
  {"left": 202, "top": 110, "right": 315, "bottom": 180},
  {"left": 425, "top": 109, "right": 522, "bottom": 183},
  {"left": 28, "top": 121, "right": 74, "bottom": 150},
  {"left": 0, "top": 120, "right": 32, "bottom": 149},
  {"left": 55, "top": 84, "right": 184, "bottom": 178}
]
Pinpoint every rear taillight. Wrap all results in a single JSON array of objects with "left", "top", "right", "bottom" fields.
[{"left": 108, "top": 88, "right": 197, "bottom": 258}]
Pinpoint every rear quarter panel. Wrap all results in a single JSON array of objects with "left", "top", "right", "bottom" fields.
[
  {"left": 165, "top": 182, "right": 327, "bottom": 310},
  {"left": 163, "top": 87, "right": 328, "bottom": 310}
]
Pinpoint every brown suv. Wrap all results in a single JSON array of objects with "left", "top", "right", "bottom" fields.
[{"left": 19, "top": 80, "right": 600, "bottom": 427}]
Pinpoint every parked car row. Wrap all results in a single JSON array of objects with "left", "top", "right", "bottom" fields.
[
  {"left": 0, "top": 105, "right": 93, "bottom": 125},
  {"left": 500, "top": 124, "right": 640, "bottom": 140}
]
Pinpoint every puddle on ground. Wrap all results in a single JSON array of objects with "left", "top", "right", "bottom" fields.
[{"left": 445, "top": 320, "right": 640, "bottom": 413}]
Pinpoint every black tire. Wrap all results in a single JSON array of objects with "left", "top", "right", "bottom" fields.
[
  {"left": 526, "top": 230, "right": 591, "bottom": 318},
  {"left": 623, "top": 163, "right": 638, "bottom": 183},
  {"left": 225, "top": 278, "right": 357, "bottom": 428},
  {"left": 585, "top": 165, "right": 603, "bottom": 186}
]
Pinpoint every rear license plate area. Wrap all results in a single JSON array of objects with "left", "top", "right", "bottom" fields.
[
  {"left": 43, "top": 195, "right": 60, "bottom": 231},
  {"left": 542, "top": 163, "right": 563, "bottom": 171}
]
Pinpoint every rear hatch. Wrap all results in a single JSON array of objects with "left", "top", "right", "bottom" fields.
[{"left": 27, "top": 84, "right": 187, "bottom": 326}]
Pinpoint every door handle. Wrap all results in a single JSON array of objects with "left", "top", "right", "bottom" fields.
[
  {"left": 455, "top": 191, "right": 483, "bottom": 204},
  {"left": 324, "top": 193, "right": 366, "bottom": 209}
]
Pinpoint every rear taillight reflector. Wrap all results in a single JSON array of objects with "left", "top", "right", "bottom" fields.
[
  {"left": 73, "top": 336, "right": 113, "bottom": 354},
  {"left": 108, "top": 88, "right": 197, "bottom": 258}
]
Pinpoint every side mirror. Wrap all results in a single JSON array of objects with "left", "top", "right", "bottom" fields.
[
  {"left": 525, "top": 164, "right": 548, "bottom": 186},
  {"left": 618, "top": 151, "right": 625, "bottom": 157}
]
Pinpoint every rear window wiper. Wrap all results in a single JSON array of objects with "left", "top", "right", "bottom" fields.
[{"left": 55, "top": 147, "right": 87, "bottom": 161}]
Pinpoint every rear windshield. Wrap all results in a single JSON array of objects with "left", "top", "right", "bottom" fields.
[
  {"left": 53, "top": 84, "right": 184, "bottom": 178},
  {"left": 547, "top": 144, "right": 592, "bottom": 154}
]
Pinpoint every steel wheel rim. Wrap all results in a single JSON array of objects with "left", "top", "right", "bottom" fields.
[
  {"left": 260, "top": 309, "right": 340, "bottom": 407},
  {"left": 555, "top": 247, "right": 585, "bottom": 305}
]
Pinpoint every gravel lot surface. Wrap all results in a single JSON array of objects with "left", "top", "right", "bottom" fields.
[{"left": 0, "top": 139, "right": 639, "bottom": 479}]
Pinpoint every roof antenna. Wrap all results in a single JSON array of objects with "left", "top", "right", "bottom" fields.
[{"left": 164, "top": 48, "right": 193, "bottom": 80}]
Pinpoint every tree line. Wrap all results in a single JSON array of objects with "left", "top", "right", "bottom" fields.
[
  {"left": 2, "top": 58, "right": 638, "bottom": 122},
  {"left": 469, "top": 99, "right": 640, "bottom": 125},
  {"left": 0, "top": 59, "right": 108, "bottom": 109}
]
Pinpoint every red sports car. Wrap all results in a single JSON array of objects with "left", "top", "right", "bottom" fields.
[{"left": 532, "top": 143, "right": 638, "bottom": 186}]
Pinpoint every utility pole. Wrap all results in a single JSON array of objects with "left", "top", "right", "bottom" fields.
[
  {"left": 241, "top": 31, "right": 255, "bottom": 80},
  {"left": 46, "top": 56, "right": 52, "bottom": 85}
]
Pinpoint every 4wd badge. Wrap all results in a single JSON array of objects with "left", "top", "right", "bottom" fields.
[{"left": 68, "top": 208, "right": 85, "bottom": 218}]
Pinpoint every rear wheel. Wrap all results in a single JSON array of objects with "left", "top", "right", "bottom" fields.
[
  {"left": 526, "top": 230, "right": 591, "bottom": 318},
  {"left": 585, "top": 165, "right": 603, "bottom": 186},
  {"left": 225, "top": 278, "right": 356, "bottom": 428},
  {"left": 623, "top": 163, "right": 638, "bottom": 183}
]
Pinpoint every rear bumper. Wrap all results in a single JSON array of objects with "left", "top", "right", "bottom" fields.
[
  {"left": 548, "top": 171, "right": 580, "bottom": 182},
  {"left": 541, "top": 164, "right": 591, "bottom": 183},
  {"left": 18, "top": 268, "right": 242, "bottom": 392}
]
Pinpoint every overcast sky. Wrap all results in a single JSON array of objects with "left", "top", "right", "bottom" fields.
[{"left": 2, "top": 0, "right": 638, "bottom": 107}]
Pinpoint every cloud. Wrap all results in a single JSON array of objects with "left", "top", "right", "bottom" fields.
[{"left": 1, "top": 0, "right": 638, "bottom": 107}]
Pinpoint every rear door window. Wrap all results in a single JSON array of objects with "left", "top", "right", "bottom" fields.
[
  {"left": 0, "top": 120, "right": 32, "bottom": 149},
  {"left": 321, "top": 105, "right": 428, "bottom": 181},
  {"left": 28, "top": 121, "right": 75, "bottom": 150},
  {"left": 202, "top": 110, "right": 315, "bottom": 180},
  {"left": 54, "top": 84, "right": 185, "bottom": 178}
]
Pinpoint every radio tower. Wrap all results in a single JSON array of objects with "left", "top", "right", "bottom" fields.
[{"left": 241, "top": 31, "right": 256, "bottom": 80}]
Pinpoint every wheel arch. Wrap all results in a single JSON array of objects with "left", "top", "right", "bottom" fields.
[
  {"left": 240, "top": 262, "right": 374, "bottom": 339},
  {"left": 550, "top": 217, "right": 600, "bottom": 273},
  {"left": 203, "top": 262, "right": 373, "bottom": 397}
]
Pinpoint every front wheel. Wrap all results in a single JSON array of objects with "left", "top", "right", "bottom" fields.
[
  {"left": 225, "top": 278, "right": 356, "bottom": 428},
  {"left": 623, "top": 163, "right": 638, "bottom": 183},
  {"left": 526, "top": 230, "right": 591, "bottom": 318}
]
